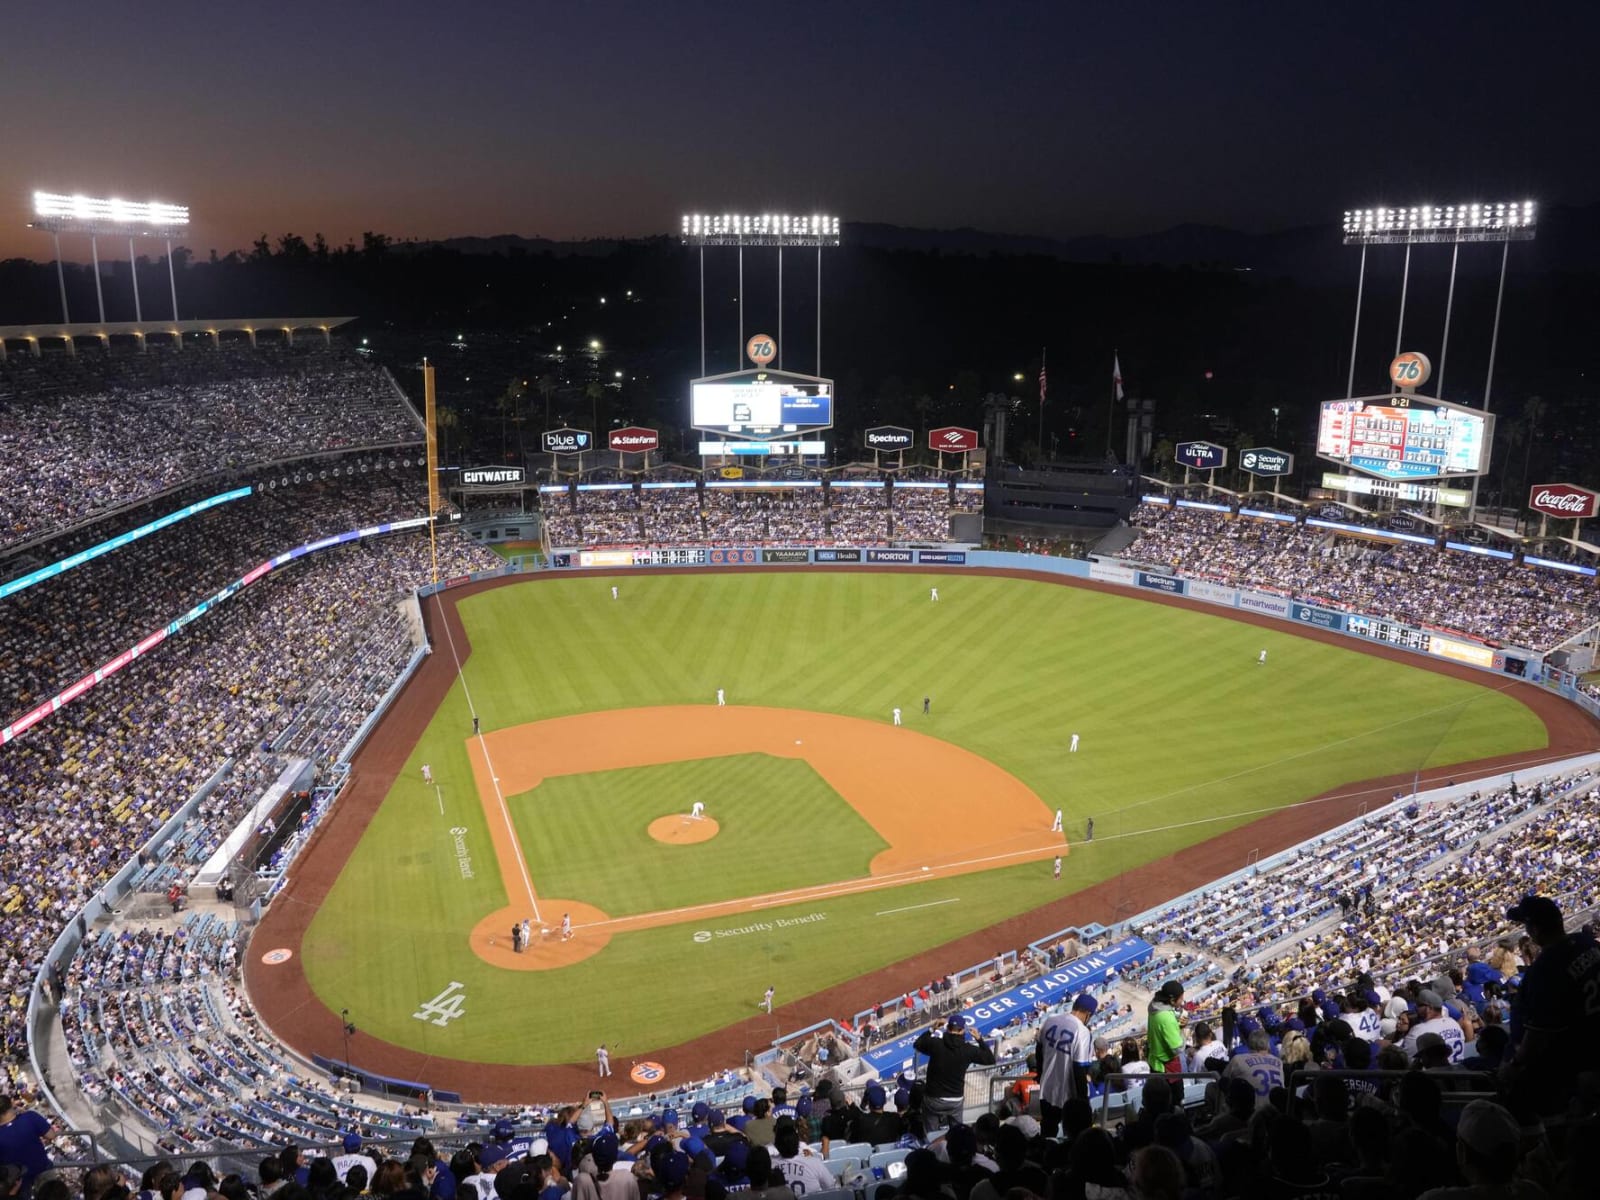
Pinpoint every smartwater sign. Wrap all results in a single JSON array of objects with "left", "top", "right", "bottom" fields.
[
  {"left": 1137, "top": 571, "right": 1184, "bottom": 595},
  {"left": 861, "top": 936, "right": 1154, "bottom": 1074},
  {"left": 1175, "top": 440, "right": 1228, "bottom": 471},
  {"left": 1293, "top": 603, "right": 1345, "bottom": 631},
  {"left": 1238, "top": 590, "right": 1291, "bottom": 618}
]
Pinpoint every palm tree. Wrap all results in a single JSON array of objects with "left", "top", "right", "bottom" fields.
[
  {"left": 435, "top": 405, "right": 459, "bottom": 468},
  {"left": 537, "top": 374, "right": 557, "bottom": 428}
]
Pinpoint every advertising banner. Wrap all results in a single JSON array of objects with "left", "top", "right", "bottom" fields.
[
  {"left": 1429, "top": 635, "right": 1498, "bottom": 668},
  {"left": 929, "top": 426, "right": 979, "bottom": 453},
  {"left": 1136, "top": 571, "right": 1185, "bottom": 595},
  {"left": 542, "top": 428, "right": 594, "bottom": 455},
  {"left": 1292, "top": 603, "right": 1345, "bottom": 631},
  {"left": 866, "top": 549, "right": 915, "bottom": 563},
  {"left": 1239, "top": 447, "right": 1294, "bottom": 477},
  {"left": 461, "top": 466, "right": 525, "bottom": 487},
  {"left": 917, "top": 551, "right": 967, "bottom": 564},
  {"left": 814, "top": 548, "right": 862, "bottom": 563},
  {"left": 1528, "top": 483, "right": 1600, "bottom": 520},
  {"left": 608, "top": 427, "right": 661, "bottom": 453},
  {"left": 1238, "top": 590, "right": 1291, "bottom": 617},
  {"left": 1186, "top": 579, "right": 1238, "bottom": 606},
  {"left": 865, "top": 425, "right": 915, "bottom": 451},
  {"left": 707, "top": 548, "right": 758, "bottom": 564},
  {"left": 859, "top": 937, "right": 1154, "bottom": 1075},
  {"left": 1088, "top": 561, "right": 1137, "bottom": 585},
  {"left": 761, "top": 548, "right": 810, "bottom": 564},
  {"left": 1175, "top": 440, "right": 1228, "bottom": 470},
  {"left": 578, "top": 550, "right": 634, "bottom": 567}
]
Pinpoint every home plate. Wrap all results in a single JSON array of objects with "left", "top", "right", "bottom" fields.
[{"left": 794, "top": 740, "right": 802, "bottom": 745}]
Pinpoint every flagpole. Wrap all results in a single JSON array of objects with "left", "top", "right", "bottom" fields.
[
  {"left": 1037, "top": 347, "right": 1046, "bottom": 454},
  {"left": 1107, "top": 349, "right": 1118, "bottom": 459}
]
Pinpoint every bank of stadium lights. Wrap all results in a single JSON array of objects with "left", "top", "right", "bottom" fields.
[
  {"left": 29, "top": 190, "right": 192, "bottom": 325},
  {"left": 680, "top": 212, "right": 841, "bottom": 246},
  {"left": 1342, "top": 201, "right": 1537, "bottom": 245}
]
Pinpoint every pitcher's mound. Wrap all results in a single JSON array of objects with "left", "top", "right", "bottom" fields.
[{"left": 649, "top": 815, "right": 720, "bottom": 844}]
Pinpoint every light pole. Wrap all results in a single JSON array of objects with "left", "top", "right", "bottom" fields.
[{"left": 29, "top": 191, "right": 191, "bottom": 327}]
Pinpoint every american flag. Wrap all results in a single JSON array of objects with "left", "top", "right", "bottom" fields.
[
  {"left": 1113, "top": 354, "right": 1125, "bottom": 402},
  {"left": 1039, "top": 350, "right": 1047, "bottom": 407}
]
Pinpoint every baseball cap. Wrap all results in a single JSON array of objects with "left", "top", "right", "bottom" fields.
[
  {"left": 1004, "top": 1115, "right": 1041, "bottom": 1139},
  {"left": 655, "top": 1151, "right": 691, "bottom": 1189},
  {"left": 946, "top": 1014, "right": 968, "bottom": 1032},
  {"left": 741, "top": 1096, "right": 757, "bottom": 1114},
  {"left": 1161, "top": 979, "right": 1184, "bottom": 999},
  {"left": 479, "top": 1146, "right": 509, "bottom": 1169},
  {"left": 1456, "top": 1100, "right": 1521, "bottom": 1156},
  {"left": 1415, "top": 1032, "right": 1449, "bottom": 1058},
  {"left": 691, "top": 1102, "right": 710, "bottom": 1122},
  {"left": 1322, "top": 1000, "right": 1342, "bottom": 1020},
  {"left": 863, "top": 1083, "right": 887, "bottom": 1108},
  {"left": 1506, "top": 895, "right": 1563, "bottom": 929},
  {"left": 591, "top": 1132, "right": 619, "bottom": 1171},
  {"left": 494, "top": 1164, "right": 534, "bottom": 1199},
  {"left": 1283, "top": 1017, "right": 1305, "bottom": 1033},
  {"left": 1312, "top": 989, "right": 1327, "bottom": 1004},
  {"left": 893, "top": 1087, "right": 910, "bottom": 1110},
  {"left": 707, "top": 1108, "right": 725, "bottom": 1127},
  {"left": 1072, "top": 993, "right": 1098, "bottom": 1016},
  {"left": 493, "top": 1119, "right": 515, "bottom": 1140},
  {"left": 1417, "top": 989, "right": 1444, "bottom": 1010},
  {"left": 661, "top": 1107, "right": 679, "bottom": 1128},
  {"left": 681, "top": 1136, "right": 708, "bottom": 1159},
  {"left": 342, "top": 1132, "right": 362, "bottom": 1152}
]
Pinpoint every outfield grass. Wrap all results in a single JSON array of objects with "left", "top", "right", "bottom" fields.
[{"left": 301, "top": 572, "right": 1547, "bottom": 1065}]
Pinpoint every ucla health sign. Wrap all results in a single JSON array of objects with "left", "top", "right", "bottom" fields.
[
  {"left": 1175, "top": 440, "right": 1228, "bottom": 470},
  {"left": 860, "top": 937, "right": 1154, "bottom": 1074}
]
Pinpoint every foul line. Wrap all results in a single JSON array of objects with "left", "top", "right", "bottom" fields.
[
  {"left": 436, "top": 784, "right": 444, "bottom": 817},
  {"left": 431, "top": 591, "right": 543, "bottom": 923},
  {"left": 876, "top": 898, "right": 961, "bottom": 917}
]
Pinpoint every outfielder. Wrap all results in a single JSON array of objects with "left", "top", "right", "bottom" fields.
[
  {"left": 1053, "top": 856, "right": 1062, "bottom": 880},
  {"left": 611, "top": 585, "right": 618, "bottom": 600},
  {"left": 761, "top": 985, "right": 775, "bottom": 1013},
  {"left": 930, "top": 586, "right": 939, "bottom": 602},
  {"left": 421, "top": 763, "right": 433, "bottom": 784},
  {"left": 716, "top": 688, "right": 726, "bottom": 706},
  {"left": 892, "top": 707, "right": 902, "bottom": 726},
  {"left": 1258, "top": 649, "right": 1267, "bottom": 665},
  {"left": 1069, "top": 733, "right": 1080, "bottom": 753},
  {"left": 596, "top": 1044, "right": 611, "bottom": 1077}
]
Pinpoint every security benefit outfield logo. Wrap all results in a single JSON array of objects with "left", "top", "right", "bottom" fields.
[{"left": 692, "top": 912, "right": 828, "bottom": 944}]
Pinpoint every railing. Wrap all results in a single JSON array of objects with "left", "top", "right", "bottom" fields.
[{"left": 1096, "top": 1069, "right": 1497, "bottom": 1126}]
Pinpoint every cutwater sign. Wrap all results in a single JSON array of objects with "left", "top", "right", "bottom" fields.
[
  {"left": 1240, "top": 447, "right": 1294, "bottom": 477},
  {"left": 1175, "top": 440, "right": 1228, "bottom": 470},
  {"left": 462, "top": 466, "right": 525, "bottom": 487},
  {"left": 860, "top": 937, "right": 1154, "bottom": 1075}
]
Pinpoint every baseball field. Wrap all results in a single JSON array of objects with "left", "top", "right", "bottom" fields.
[{"left": 253, "top": 569, "right": 1565, "bottom": 1097}]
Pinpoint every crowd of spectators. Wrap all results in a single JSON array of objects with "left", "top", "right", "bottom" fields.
[
  {"left": 1123, "top": 503, "right": 1600, "bottom": 648},
  {"left": 540, "top": 483, "right": 974, "bottom": 548},
  {"left": 0, "top": 523, "right": 498, "bottom": 1081},
  {"left": 0, "top": 346, "right": 422, "bottom": 550}
]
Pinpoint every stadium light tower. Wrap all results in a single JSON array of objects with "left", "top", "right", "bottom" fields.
[
  {"left": 30, "top": 191, "right": 192, "bottom": 325},
  {"left": 680, "top": 213, "right": 841, "bottom": 376},
  {"left": 1341, "top": 201, "right": 1537, "bottom": 522}
]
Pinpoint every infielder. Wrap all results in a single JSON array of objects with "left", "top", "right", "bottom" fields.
[
  {"left": 1053, "top": 856, "right": 1062, "bottom": 880},
  {"left": 716, "top": 688, "right": 726, "bottom": 706},
  {"left": 596, "top": 1044, "right": 611, "bottom": 1077},
  {"left": 930, "top": 586, "right": 939, "bottom": 602},
  {"left": 892, "top": 707, "right": 902, "bottom": 726},
  {"left": 761, "top": 985, "right": 775, "bottom": 1013},
  {"left": 1051, "top": 809, "right": 1063, "bottom": 833},
  {"left": 1258, "top": 649, "right": 1267, "bottom": 665},
  {"left": 690, "top": 801, "right": 706, "bottom": 820},
  {"left": 1069, "top": 733, "right": 1080, "bottom": 753},
  {"left": 923, "top": 696, "right": 931, "bottom": 715},
  {"left": 560, "top": 913, "right": 573, "bottom": 941},
  {"left": 421, "top": 763, "right": 433, "bottom": 784},
  {"left": 611, "top": 585, "right": 618, "bottom": 600}
]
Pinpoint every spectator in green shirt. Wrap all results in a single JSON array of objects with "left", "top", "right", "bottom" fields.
[{"left": 1147, "top": 980, "right": 1185, "bottom": 1073}]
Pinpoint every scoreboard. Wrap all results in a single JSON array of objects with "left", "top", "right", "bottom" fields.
[
  {"left": 692, "top": 377, "right": 832, "bottom": 436},
  {"left": 1316, "top": 394, "right": 1491, "bottom": 480}
]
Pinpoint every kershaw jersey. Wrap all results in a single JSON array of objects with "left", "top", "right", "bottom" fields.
[{"left": 1035, "top": 1012, "right": 1093, "bottom": 1106}]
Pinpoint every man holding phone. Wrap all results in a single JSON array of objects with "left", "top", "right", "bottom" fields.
[{"left": 914, "top": 1015, "right": 995, "bottom": 1130}]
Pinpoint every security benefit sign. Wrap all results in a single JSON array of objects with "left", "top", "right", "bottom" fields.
[
  {"left": 543, "top": 428, "right": 594, "bottom": 455},
  {"left": 1175, "top": 440, "right": 1228, "bottom": 471},
  {"left": 1239, "top": 447, "right": 1294, "bottom": 478}
]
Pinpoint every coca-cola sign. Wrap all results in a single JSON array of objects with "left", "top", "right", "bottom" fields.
[{"left": 1528, "top": 483, "right": 1600, "bottom": 520}]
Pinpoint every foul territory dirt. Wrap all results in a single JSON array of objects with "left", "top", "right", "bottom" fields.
[{"left": 246, "top": 566, "right": 1600, "bottom": 1103}]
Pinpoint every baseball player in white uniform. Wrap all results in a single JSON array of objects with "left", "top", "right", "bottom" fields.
[
  {"left": 716, "top": 688, "right": 725, "bottom": 706},
  {"left": 596, "top": 1044, "right": 612, "bottom": 1077},
  {"left": 1069, "top": 733, "right": 1080, "bottom": 753},
  {"left": 1051, "top": 809, "right": 1063, "bottom": 832},
  {"left": 761, "top": 985, "right": 775, "bottom": 1013},
  {"left": 1053, "top": 856, "right": 1062, "bottom": 879},
  {"left": 1258, "top": 649, "right": 1268, "bottom": 665},
  {"left": 611, "top": 585, "right": 618, "bottom": 600},
  {"left": 690, "top": 801, "right": 706, "bottom": 820},
  {"left": 421, "top": 763, "right": 433, "bottom": 784},
  {"left": 931, "top": 587, "right": 939, "bottom": 602},
  {"left": 560, "top": 913, "right": 573, "bottom": 941},
  {"left": 892, "top": 707, "right": 902, "bottom": 726}
]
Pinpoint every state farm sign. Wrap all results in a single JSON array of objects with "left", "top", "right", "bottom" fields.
[
  {"left": 609, "top": 426, "right": 660, "bottom": 453},
  {"left": 1528, "top": 483, "right": 1600, "bottom": 520},
  {"left": 929, "top": 426, "right": 979, "bottom": 453}
]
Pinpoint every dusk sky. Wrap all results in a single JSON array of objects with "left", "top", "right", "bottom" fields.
[{"left": 4, "top": 0, "right": 1597, "bottom": 262}]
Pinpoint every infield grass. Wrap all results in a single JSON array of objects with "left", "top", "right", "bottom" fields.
[{"left": 301, "top": 572, "right": 1547, "bottom": 1066}]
